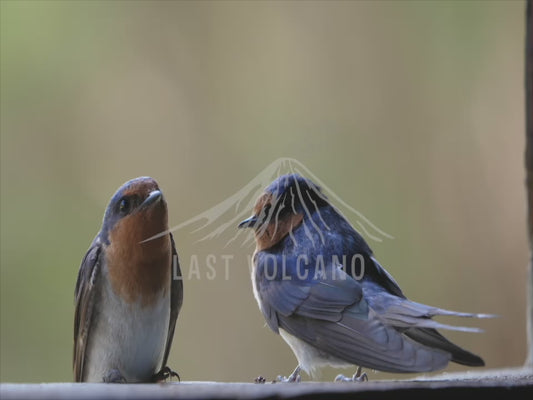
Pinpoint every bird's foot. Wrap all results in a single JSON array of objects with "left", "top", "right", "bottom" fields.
[
  {"left": 254, "top": 376, "right": 267, "bottom": 384},
  {"left": 103, "top": 368, "right": 126, "bottom": 383},
  {"left": 152, "top": 366, "right": 180, "bottom": 382},
  {"left": 335, "top": 366, "right": 368, "bottom": 382},
  {"left": 274, "top": 365, "right": 302, "bottom": 383}
]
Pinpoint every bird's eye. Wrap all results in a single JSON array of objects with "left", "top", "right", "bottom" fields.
[{"left": 119, "top": 198, "right": 131, "bottom": 215}]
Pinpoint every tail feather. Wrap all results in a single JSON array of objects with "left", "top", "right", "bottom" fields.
[
  {"left": 423, "top": 306, "right": 497, "bottom": 320},
  {"left": 373, "top": 297, "right": 492, "bottom": 367},
  {"left": 403, "top": 327, "right": 485, "bottom": 367},
  {"left": 385, "top": 315, "right": 484, "bottom": 333},
  {"left": 386, "top": 299, "right": 497, "bottom": 320}
]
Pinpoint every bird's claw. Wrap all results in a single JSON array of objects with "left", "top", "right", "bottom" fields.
[
  {"left": 275, "top": 374, "right": 301, "bottom": 383},
  {"left": 153, "top": 366, "right": 180, "bottom": 382},
  {"left": 103, "top": 368, "right": 126, "bottom": 383},
  {"left": 335, "top": 366, "right": 368, "bottom": 382},
  {"left": 274, "top": 365, "right": 302, "bottom": 383},
  {"left": 254, "top": 376, "right": 266, "bottom": 384}
]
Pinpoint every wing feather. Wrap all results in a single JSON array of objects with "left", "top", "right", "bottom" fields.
[
  {"left": 160, "top": 233, "right": 183, "bottom": 369},
  {"left": 256, "top": 252, "right": 453, "bottom": 372},
  {"left": 73, "top": 239, "right": 103, "bottom": 382},
  {"left": 255, "top": 252, "right": 366, "bottom": 328}
]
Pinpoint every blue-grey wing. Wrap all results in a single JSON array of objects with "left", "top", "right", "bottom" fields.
[
  {"left": 254, "top": 252, "right": 366, "bottom": 331},
  {"left": 255, "top": 252, "right": 453, "bottom": 372}
]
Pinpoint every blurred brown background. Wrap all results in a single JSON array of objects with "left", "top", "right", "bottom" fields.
[{"left": 0, "top": 0, "right": 527, "bottom": 382}]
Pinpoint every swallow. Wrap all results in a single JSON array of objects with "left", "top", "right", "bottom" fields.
[
  {"left": 238, "top": 173, "right": 491, "bottom": 382},
  {"left": 74, "top": 176, "right": 183, "bottom": 383}
]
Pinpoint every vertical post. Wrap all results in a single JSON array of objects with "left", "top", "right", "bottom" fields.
[{"left": 525, "top": 0, "right": 533, "bottom": 368}]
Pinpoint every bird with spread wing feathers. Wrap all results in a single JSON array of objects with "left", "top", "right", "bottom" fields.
[{"left": 239, "top": 174, "right": 492, "bottom": 382}]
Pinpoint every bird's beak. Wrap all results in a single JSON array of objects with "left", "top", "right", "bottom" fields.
[
  {"left": 238, "top": 215, "right": 258, "bottom": 229},
  {"left": 140, "top": 190, "right": 162, "bottom": 209}
]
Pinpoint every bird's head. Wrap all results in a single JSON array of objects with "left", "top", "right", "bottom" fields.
[
  {"left": 101, "top": 176, "right": 168, "bottom": 245},
  {"left": 238, "top": 174, "right": 329, "bottom": 250},
  {"left": 99, "top": 177, "right": 173, "bottom": 305}
]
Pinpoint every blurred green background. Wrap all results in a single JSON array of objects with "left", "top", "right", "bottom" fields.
[{"left": 0, "top": 0, "right": 527, "bottom": 383}]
